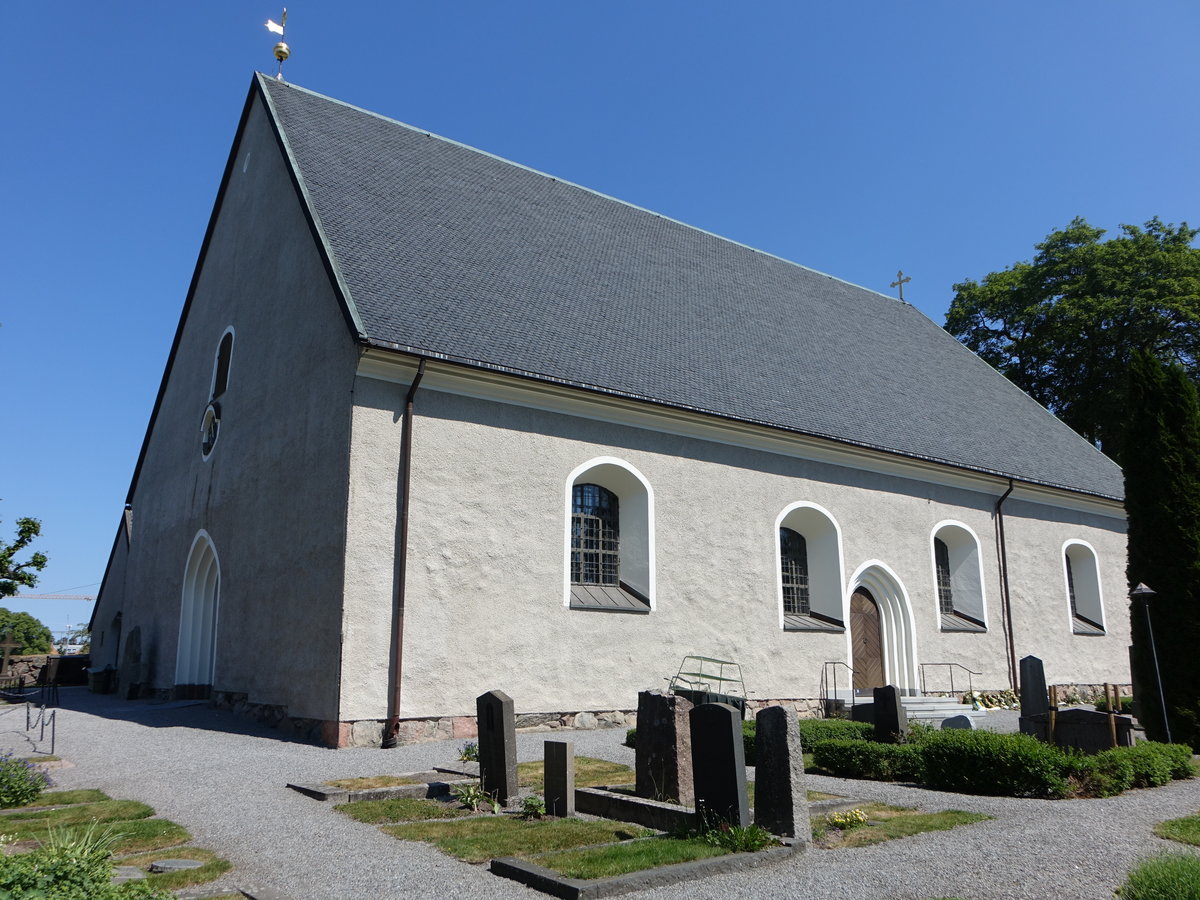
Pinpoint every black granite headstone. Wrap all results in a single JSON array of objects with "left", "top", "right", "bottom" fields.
[
  {"left": 753, "top": 706, "right": 809, "bottom": 840},
  {"left": 872, "top": 685, "right": 908, "bottom": 743},
  {"left": 1019, "top": 655, "right": 1049, "bottom": 718},
  {"left": 689, "top": 702, "right": 750, "bottom": 827},
  {"left": 477, "top": 690, "right": 518, "bottom": 804}
]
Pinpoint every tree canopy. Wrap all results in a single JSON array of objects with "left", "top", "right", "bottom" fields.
[
  {"left": 1124, "top": 350, "right": 1200, "bottom": 748},
  {"left": 0, "top": 518, "right": 48, "bottom": 600},
  {"left": 0, "top": 608, "right": 53, "bottom": 656},
  {"left": 945, "top": 217, "right": 1200, "bottom": 459}
]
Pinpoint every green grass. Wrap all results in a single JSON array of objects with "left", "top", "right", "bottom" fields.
[
  {"left": 382, "top": 817, "right": 650, "bottom": 863},
  {"left": 813, "top": 803, "right": 990, "bottom": 848},
  {"left": 0, "top": 799, "right": 154, "bottom": 828},
  {"left": 6, "top": 789, "right": 109, "bottom": 808},
  {"left": 1154, "top": 813, "right": 1200, "bottom": 847},
  {"left": 517, "top": 757, "right": 635, "bottom": 790},
  {"left": 336, "top": 796, "right": 472, "bottom": 824},
  {"left": 1119, "top": 852, "right": 1200, "bottom": 900},
  {"left": 118, "top": 845, "right": 232, "bottom": 891},
  {"left": 537, "top": 836, "right": 729, "bottom": 879},
  {"left": 324, "top": 775, "right": 422, "bottom": 789}
]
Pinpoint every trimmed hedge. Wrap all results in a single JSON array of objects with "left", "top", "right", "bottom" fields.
[
  {"left": 811, "top": 739, "right": 923, "bottom": 781},
  {"left": 797, "top": 718, "right": 873, "bottom": 745},
  {"left": 918, "top": 730, "right": 1071, "bottom": 798}
]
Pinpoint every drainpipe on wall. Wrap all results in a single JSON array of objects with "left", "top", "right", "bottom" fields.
[
  {"left": 995, "top": 478, "right": 1018, "bottom": 692},
  {"left": 382, "top": 358, "right": 427, "bottom": 749}
]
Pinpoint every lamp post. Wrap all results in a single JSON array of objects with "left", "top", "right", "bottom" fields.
[{"left": 1131, "top": 583, "right": 1171, "bottom": 744}]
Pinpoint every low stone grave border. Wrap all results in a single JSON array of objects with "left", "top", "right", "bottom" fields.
[
  {"left": 286, "top": 770, "right": 474, "bottom": 804},
  {"left": 491, "top": 837, "right": 802, "bottom": 899}
]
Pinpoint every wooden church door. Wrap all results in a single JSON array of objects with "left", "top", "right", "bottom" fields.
[{"left": 851, "top": 588, "right": 885, "bottom": 693}]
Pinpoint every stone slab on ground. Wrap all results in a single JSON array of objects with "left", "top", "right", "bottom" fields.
[
  {"left": 150, "top": 858, "right": 205, "bottom": 873},
  {"left": 491, "top": 839, "right": 802, "bottom": 899},
  {"left": 111, "top": 865, "right": 146, "bottom": 884},
  {"left": 286, "top": 773, "right": 472, "bottom": 802}
]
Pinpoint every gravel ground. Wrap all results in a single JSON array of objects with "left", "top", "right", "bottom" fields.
[{"left": 1, "top": 691, "right": 1196, "bottom": 899}]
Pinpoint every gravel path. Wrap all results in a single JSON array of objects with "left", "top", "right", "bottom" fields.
[{"left": 1, "top": 690, "right": 1196, "bottom": 899}]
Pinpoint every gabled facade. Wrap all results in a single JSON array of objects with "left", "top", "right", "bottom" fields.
[{"left": 92, "top": 75, "right": 1129, "bottom": 747}]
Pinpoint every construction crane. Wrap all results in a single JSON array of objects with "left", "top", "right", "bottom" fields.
[{"left": 11, "top": 594, "right": 96, "bottom": 602}]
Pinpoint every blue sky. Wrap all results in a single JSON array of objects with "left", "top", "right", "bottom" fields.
[{"left": 3, "top": 2, "right": 1197, "bottom": 635}]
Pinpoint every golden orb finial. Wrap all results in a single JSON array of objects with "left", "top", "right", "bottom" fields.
[{"left": 274, "top": 42, "right": 290, "bottom": 62}]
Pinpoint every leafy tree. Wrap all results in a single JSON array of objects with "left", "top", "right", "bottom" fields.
[
  {"left": 0, "top": 608, "right": 53, "bottom": 655},
  {"left": 1124, "top": 350, "right": 1200, "bottom": 748},
  {"left": 945, "top": 217, "right": 1200, "bottom": 458},
  {"left": 0, "top": 518, "right": 48, "bottom": 599}
]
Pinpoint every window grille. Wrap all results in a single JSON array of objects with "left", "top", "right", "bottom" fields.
[
  {"left": 571, "top": 483, "right": 619, "bottom": 586},
  {"left": 780, "top": 527, "right": 810, "bottom": 615},
  {"left": 935, "top": 538, "right": 954, "bottom": 615}
]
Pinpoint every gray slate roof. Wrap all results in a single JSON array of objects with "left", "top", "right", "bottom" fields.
[{"left": 258, "top": 75, "right": 1124, "bottom": 500}]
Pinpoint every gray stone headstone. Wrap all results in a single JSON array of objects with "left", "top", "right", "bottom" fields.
[
  {"left": 941, "top": 714, "right": 976, "bottom": 730},
  {"left": 544, "top": 740, "right": 575, "bottom": 817},
  {"left": 635, "top": 690, "right": 694, "bottom": 805},
  {"left": 872, "top": 685, "right": 908, "bottom": 743},
  {"left": 477, "top": 690, "right": 518, "bottom": 805},
  {"left": 1019, "top": 655, "right": 1049, "bottom": 718},
  {"left": 149, "top": 859, "right": 204, "bottom": 873},
  {"left": 753, "top": 706, "right": 810, "bottom": 841},
  {"left": 689, "top": 702, "right": 750, "bottom": 828}
]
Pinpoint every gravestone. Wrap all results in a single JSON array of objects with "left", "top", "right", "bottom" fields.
[
  {"left": 1018, "top": 655, "right": 1049, "bottom": 736},
  {"left": 941, "top": 714, "right": 975, "bottom": 730},
  {"left": 850, "top": 702, "right": 875, "bottom": 724},
  {"left": 753, "top": 706, "right": 809, "bottom": 841},
  {"left": 1022, "top": 708, "right": 1134, "bottom": 752},
  {"left": 544, "top": 740, "right": 575, "bottom": 817},
  {"left": 689, "top": 702, "right": 749, "bottom": 827},
  {"left": 872, "top": 685, "right": 908, "bottom": 743},
  {"left": 477, "top": 690, "right": 517, "bottom": 805},
  {"left": 635, "top": 690, "right": 694, "bottom": 804},
  {"left": 0, "top": 632, "right": 19, "bottom": 677}
]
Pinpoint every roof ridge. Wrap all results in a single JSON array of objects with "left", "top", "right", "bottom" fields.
[{"left": 259, "top": 75, "right": 908, "bottom": 309}]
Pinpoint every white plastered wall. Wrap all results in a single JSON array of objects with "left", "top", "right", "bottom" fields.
[{"left": 340, "top": 371, "right": 1129, "bottom": 720}]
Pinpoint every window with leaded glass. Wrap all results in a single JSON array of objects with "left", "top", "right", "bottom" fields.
[
  {"left": 571, "top": 483, "right": 619, "bottom": 586},
  {"left": 779, "top": 527, "right": 810, "bottom": 616},
  {"left": 1065, "top": 554, "right": 1078, "bottom": 618},
  {"left": 934, "top": 538, "right": 954, "bottom": 615}
]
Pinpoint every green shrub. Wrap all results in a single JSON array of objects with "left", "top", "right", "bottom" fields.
[
  {"left": 742, "top": 720, "right": 756, "bottom": 766},
  {"left": 812, "top": 740, "right": 922, "bottom": 781},
  {"left": 624, "top": 728, "right": 637, "bottom": 749},
  {"left": 1119, "top": 852, "right": 1200, "bottom": 900},
  {"left": 0, "top": 753, "right": 51, "bottom": 808},
  {"left": 918, "top": 730, "right": 1070, "bottom": 798},
  {"left": 1094, "top": 695, "right": 1134, "bottom": 714},
  {"left": 1128, "top": 742, "right": 1195, "bottom": 785},
  {"left": 797, "top": 718, "right": 873, "bottom": 745},
  {"left": 0, "top": 826, "right": 173, "bottom": 899},
  {"left": 1065, "top": 750, "right": 1133, "bottom": 798}
]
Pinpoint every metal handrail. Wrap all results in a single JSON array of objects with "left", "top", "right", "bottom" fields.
[
  {"left": 919, "top": 662, "right": 981, "bottom": 697},
  {"left": 819, "top": 661, "right": 855, "bottom": 718}
]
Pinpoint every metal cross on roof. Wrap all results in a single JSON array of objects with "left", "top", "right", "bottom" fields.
[
  {"left": 890, "top": 269, "right": 912, "bottom": 303},
  {"left": 0, "top": 632, "right": 21, "bottom": 677}
]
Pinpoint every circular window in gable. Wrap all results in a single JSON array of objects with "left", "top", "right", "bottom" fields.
[{"left": 200, "top": 401, "right": 221, "bottom": 459}]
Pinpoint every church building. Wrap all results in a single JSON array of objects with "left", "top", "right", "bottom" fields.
[{"left": 91, "top": 74, "right": 1129, "bottom": 747}]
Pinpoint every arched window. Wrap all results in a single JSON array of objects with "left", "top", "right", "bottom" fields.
[
  {"left": 201, "top": 328, "right": 234, "bottom": 460},
  {"left": 572, "top": 484, "right": 619, "bottom": 586},
  {"left": 779, "top": 528, "right": 810, "bottom": 615},
  {"left": 931, "top": 521, "right": 986, "bottom": 632},
  {"left": 212, "top": 330, "right": 233, "bottom": 399},
  {"left": 776, "top": 503, "right": 844, "bottom": 631},
  {"left": 1064, "top": 541, "right": 1105, "bottom": 634},
  {"left": 564, "top": 458, "right": 653, "bottom": 612}
]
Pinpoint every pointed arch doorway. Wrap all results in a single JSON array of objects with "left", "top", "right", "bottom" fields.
[
  {"left": 176, "top": 532, "right": 220, "bottom": 699},
  {"left": 850, "top": 588, "right": 884, "bottom": 693},
  {"left": 848, "top": 562, "right": 919, "bottom": 694}
]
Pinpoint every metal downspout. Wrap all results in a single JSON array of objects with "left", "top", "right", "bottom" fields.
[
  {"left": 382, "top": 358, "right": 427, "bottom": 748},
  {"left": 995, "top": 479, "right": 1018, "bottom": 692}
]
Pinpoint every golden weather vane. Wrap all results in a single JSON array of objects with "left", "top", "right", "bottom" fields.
[
  {"left": 890, "top": 269, "right": 912, "bottom": 303},
  {"left": 266, "top": 9, "right": 289, "bottom": 80}
]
